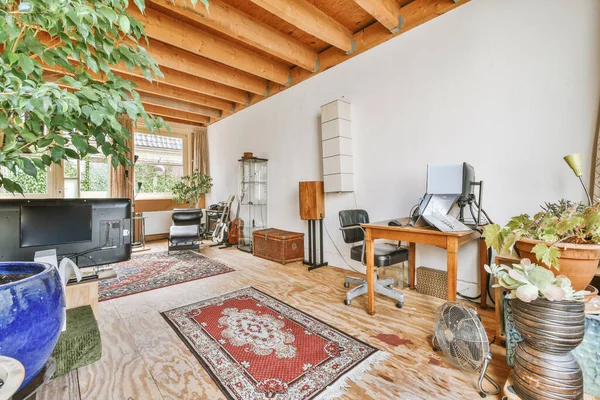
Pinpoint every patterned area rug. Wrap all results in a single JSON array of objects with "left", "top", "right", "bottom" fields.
[
  {"left": 99, "top": 251, "right": 234, "bottom": 302},
  {"left": 162, "top": 287, "right": 388, "bottom": 399}
]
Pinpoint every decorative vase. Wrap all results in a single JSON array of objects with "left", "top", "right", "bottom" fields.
[
  {"left": 0, "top": 262, "right": 65, "bottom": 391},
  {"left": 516, "top": 238, "right": 600, "bottom": 291},
  {"left": 511, "top": 298, "right": 585, "bottom": 400}
]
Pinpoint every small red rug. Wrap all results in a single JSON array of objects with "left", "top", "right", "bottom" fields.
[
  {"left": 162, "top": 287, "right": 388, "bottom": 399},
  {"left": 99, "top": 251, "right": 234, "bottom": 301}
]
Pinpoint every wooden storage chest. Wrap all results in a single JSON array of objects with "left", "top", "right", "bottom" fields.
[{"left": 253, "top": 229, "right": 304, "bottom": 264}]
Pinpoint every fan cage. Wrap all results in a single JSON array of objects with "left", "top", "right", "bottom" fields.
[{"left": 434, "top": 302, "right": 490, "bottom": 373}]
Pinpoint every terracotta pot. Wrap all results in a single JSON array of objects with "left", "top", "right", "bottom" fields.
[
  {"left": 511, "top": 298, "right": 585, "bottom": 400},
  {"left": 584, "top": 285, "right": 598, "bottom": 303},
  {"left": 515, "top": 238, "right": 600, "bottom": 291}
]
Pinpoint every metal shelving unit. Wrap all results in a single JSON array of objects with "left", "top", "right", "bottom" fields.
[{"left": 237, "top": 157, "right": 268, "bottom": 253}]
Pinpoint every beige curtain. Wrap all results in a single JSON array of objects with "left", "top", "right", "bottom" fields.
[
  {"left": 192, "top": 126, "right": 209, "bottom": 175},
  {"left": 109, "top": 115, "right": 134, "bottom": 200}
]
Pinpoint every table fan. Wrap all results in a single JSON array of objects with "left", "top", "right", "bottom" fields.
[{"left": 432, "top": 302, "right": 500, "bottom": 398}]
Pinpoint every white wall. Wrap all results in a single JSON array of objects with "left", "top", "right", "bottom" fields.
[{"left": 207, "top": 0, "right": 600, "bottom": 297}]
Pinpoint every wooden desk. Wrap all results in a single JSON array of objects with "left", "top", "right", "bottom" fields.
[{"left": 361, "top": 218, "right": 487, "bottom": 315}]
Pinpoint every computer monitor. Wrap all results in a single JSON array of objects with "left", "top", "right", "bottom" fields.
[
  {"left": 427, "top": 162, "right": 475, "bottom": 198},
  {"left": 0, "top": 198, "right": 131, "bottom": 267}
]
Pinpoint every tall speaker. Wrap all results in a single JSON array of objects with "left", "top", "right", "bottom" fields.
[
  {"left": 299, "top": 181, "right": 327, "bottom": 271},
  {"left": 299, "top": 181, "right": 325, "bottom": 220}
]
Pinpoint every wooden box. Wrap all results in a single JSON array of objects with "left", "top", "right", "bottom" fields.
[
  {"left": 253, "top": 228, "right": 304, "bottom": 264},
  {"left": 299, "top": 181, "right": 325, "bottom": 220}
]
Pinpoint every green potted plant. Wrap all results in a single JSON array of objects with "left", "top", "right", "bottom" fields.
[
  {"left": 172, "top": 170, "right": 213, "bottom": 208},
  {"left": 486, "top": 259, "right": 588, "bottom": 399},
  {"left": 483, "top": 200, "right": 600, "bottom": 290}
]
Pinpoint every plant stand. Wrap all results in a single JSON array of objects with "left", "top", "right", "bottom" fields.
[{"left": 511, "top": 298, "right": 585, "bottom": 400}]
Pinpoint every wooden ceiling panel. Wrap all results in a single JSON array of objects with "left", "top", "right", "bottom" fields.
[
  {"left": 147, "top": 1, "right": 297, "bottom": 68},
  {"left": 217, "top": 0, "right": 332, "bottom": 52}
]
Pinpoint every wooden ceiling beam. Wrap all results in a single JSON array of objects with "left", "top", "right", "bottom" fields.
[
  {"left": 118, "top": 74, "right": 236, "bottom": 112},
  {"left": 36, "top": 32, "right": 253, "bottom": 103},
  {"left": 143, "top": 104, "right": 210, "bottom": 125},
  {"left": 141, "top": 39, "right": 270, "bottom": 96},
  {"left": 43, "top": 64, "right": 238, "bottom": 112},
  {"left": 128, "top": 7, "right": 292, "bottom": 85},
  {"left": 147, "top": 0, "right": 320, "bottom": 72},
  {"left": 247, "top": 0, "right": 355, "bottom": 54},
  {"left": 149, "top": 67, "right": 249, "bottom": 105},
  {"left": 351, "top": 0, "right": 404, "bottom": 32},
  {"left": 139, "top": 93, "right": 222, "bottom": 118}
]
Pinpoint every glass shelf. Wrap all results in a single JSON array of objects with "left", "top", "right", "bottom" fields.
[{"left": 237, "top": 157, "right": 268, "bottom": 252}]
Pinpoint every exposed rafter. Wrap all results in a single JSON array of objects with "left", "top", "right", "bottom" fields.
[
  {"left": 147, "top": 0, "right": 320, "bottom": 72},
  {"left": 141, "top": 38, "right": 270, "bottom": 96},
  {"left": 351, "top": 0, "right": 404, "bottom": 32},
  {"left": 247, "top": 0, "right": 355, "bottom": 54},
  {"left": 139, "top": 93, "right": 222, "bottom": 118},
  {"left": 42, "top": 64, "right": 237, "bottom": 112},
  {"left": 120, "top": 74, "right": 235, "bottom": 112},
  {"left": 143, "top": 104, "right": 210, "bottom": 125},
  {"left": 128, "top": 7, "right": 292, "bottom": 85}
]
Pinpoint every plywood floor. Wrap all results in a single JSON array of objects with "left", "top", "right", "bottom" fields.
[{"left": 39, "top": 241, "right": 510, "bottom": 400}]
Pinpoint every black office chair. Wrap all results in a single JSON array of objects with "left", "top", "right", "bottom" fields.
[
  {"left": 339, "top": 209, "right": 408, "bottom": 308},
  {"left": 168, "top": 208, "right": 203, "bottom": 254}
]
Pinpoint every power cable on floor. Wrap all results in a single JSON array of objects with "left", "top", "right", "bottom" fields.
[{"left": 323, "top": 221, "right": 363, "bottom": 273}]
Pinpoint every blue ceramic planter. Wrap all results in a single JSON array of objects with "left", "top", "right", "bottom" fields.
[{"left": 0, "top": 262, "right": 65, "bottom": 390}]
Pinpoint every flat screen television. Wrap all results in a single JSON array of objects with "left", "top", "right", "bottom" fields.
[{"left": 0, "top": 198, "right": 131, "bottom": 267}]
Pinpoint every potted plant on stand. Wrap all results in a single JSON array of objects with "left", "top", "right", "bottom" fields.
[
  {"left": 486, "top": 259, "right": 589, "bottom": 399},
  {"left": 172, "top": 170, "right": 213, "bottom": 208},
  {"left": 483, "top": 200, "right": 600, "bottom": 291}
]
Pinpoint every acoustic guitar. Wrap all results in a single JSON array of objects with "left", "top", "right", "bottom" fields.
[{"left": 228, "top": 193, "right": 245, "bottom": 245}]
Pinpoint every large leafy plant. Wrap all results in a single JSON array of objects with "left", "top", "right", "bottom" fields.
[
  {"left": 485, "top": 259, "right": 588, "bottom": 302},
  {"left": 0, "top": 0, "right": 179, "bottom": 194},
  {"left": 483, "top": 200, "right": 600, "bottom": 269},
  {"left": 172, "top": 169, "right": 212, "bottom": 207}
]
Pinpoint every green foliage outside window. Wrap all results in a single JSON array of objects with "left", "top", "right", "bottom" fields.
[
  {"left": 0, "top": 165, "right": 46, "bottom": 193},
  {"left": 134, "top": 164, "right": 182, "bottom": 194}
]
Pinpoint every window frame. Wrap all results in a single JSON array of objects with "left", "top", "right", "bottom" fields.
[{"left": 134, "top": 130, "right": 190, "bottom": 201}]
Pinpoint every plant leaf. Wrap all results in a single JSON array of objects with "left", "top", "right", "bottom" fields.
[
  {"left": 531, "top": 243, "right": 561, "bottom": 270},
  {"left": 483, "top": 224, "right": 504, "bottom": 253}
]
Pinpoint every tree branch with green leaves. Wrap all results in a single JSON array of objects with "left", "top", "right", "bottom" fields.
[{"left": 0, "top": 0, "right": 208, "bottom": 194}]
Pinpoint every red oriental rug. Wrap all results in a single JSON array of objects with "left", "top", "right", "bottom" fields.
[
  {"left": 162, "top": 287, "right": 388, "bottom": 399},
  {"left": 99, "top": 251, "right": 234, "bottom": 301}
]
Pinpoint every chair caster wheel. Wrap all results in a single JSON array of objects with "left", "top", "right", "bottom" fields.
[
  {"left": 344, "top": 299, "right": 351, "bottom": 306},
  {"left": 396, "top": 302, "right": 404, "bottom": 309},
  {"left": 344, "top": 282, "right": 350, "bottom": 288}
]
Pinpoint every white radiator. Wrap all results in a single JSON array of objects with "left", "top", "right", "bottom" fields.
[{"left": 144, "top": 211, "right": 173, "bottom": 235}]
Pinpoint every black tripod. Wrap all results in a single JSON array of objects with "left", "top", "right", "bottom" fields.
[{"left": 303, "top": 219, "right": 328, "bottom": 271}]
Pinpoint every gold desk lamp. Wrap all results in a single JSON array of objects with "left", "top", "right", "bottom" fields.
[{"left": 564, "top": 153, "right": 592, "bottom": 205}]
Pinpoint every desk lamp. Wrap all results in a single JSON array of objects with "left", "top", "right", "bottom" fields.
[{"left": 564, "top": 153, "right": 592, "bottom": 205}]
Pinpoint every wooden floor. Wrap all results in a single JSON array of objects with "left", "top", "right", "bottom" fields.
[{"left": 39, "top": 241, "right": 510, "bottom": 400}]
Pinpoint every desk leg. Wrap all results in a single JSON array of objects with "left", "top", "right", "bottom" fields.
[
  {"left": 479, "top": 239, "right": 488, "bottom": 308},
  {"left": 447, "top": 238, "right": 458, "bottom": 302},
  {"left": 409, "top": 243, "right": 416, "bottom": 290},
  {"left": 365, "top": 229, "right": 375, "bottom": 316}
]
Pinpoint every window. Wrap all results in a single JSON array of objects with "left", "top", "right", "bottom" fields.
[
  {"left": 63, "top": 155, "right": 110, "bottom": 199},
  {"left": 134, "top": 132, "right": 185, "bottom": 199},
  {"left": 0, "top": 153, "right": 50, "bottom": 197}
]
